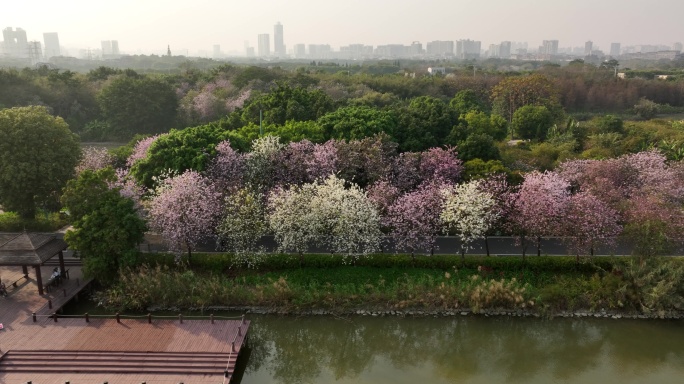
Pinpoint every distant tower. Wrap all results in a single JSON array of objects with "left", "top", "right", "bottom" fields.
[
  {"left": 273, "top": 22, "right": 285, "bottom": 56},
  {"left": 258, "top": 34, "right": 270, "bottom": 57},
  {"left": 111, "top": 40, "right": 119, "bottom": 56},
  {"left": 167, "top": 45, "right": 171, "bottom": 57},
  {"left": 674, "top": 42, "right": 683, "bottom": 53},
  {"left": 27, "top": 41, "right": 42, "bottom": 64},
  {"left": 610, "top": 43, "right": 621, "bottom": 57},
  {"left": 584, "top": 41, "right": 593, "bottom": 56},
  {"left": 43, "top": 32, "right": 60, "bottom": 60}
]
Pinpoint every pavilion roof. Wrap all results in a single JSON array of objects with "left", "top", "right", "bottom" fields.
[{"left": 0, "top": 232, "right": 67, "bottom": 266}]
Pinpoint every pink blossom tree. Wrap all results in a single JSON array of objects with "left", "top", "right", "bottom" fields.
[
  {"left": 390, "top": 152, "right": 422, "bottom": 192},
  {"left": 275, "top": 140, "right": 316, "bottom": 187},
  {"left": 206, "top": 140, "right": 246, "bottom": 191},
  {"left": 126, "top": 134, "right": 165, "bottom": 168},
  {"left": 562, "top": 191, "right": 622, "bottom": 260},
  {"left": 307, "top": 140, "right": 339, "bottom": 181},
  {"left": 147, "top": 170, "right": 222, "bottom": 265},
  {"left": 419, "top": 146, "right": 463, "bottom": 184},
  {"left": 386, "top": 180, "right": 446, "bottom": 257},
  {"left": 76, "top": 146, "right": 114, "bottom": 175},
  {"left": 507, "top": 171, "right": 570, "bottom": 258}
]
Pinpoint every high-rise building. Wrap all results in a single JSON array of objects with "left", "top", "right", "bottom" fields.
[
  {"left": 585, "top": 41, "right": 593, "bottom": 56},
  {"left": 213, "top": 44, "right": 221, "bottom": 58},
  {"left": 273, "top": 22, "right": 285, "bottom": 56},
  {"left": 426, "top": 41, "right": 454, "bottom": 56},
  {"left": 101, "top": 40, "right": 112, "bottom": 56},
  {"left": 499, "top": 41, "right": 511, "bottom": 58},
  {"left": 111, "top": 40, "right": 119, "bottom": 56},
  {"left": 610, "top": 43, "right": 621, "bottom": 57},
  {"left": 42, "top": 32, "right": 60, "bottom": 59},
  {"left": 456, "top": 39, "right": 481, "bottom": 59},
  {"left": 2, "top": 27, "right": 29, "bottom": 57},
  {"left": 293, "top": 43, "right": 306, "bottom": 58},
  {"left": 258, "top": 34, "right": 270, "bottom": 56},
  {"left": 541, "top": 40, "right": 559, "bottom": 55},
  {"left": 674, "top": 42, "right": 683, "bottom": 52}
]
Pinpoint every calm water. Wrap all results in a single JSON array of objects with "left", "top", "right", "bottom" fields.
[{"left": 237, "top": 315, "right": 684, "bottom": 384}]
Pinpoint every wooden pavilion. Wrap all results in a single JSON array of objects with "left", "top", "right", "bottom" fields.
[{"left": 0, "top": 232, "right": 68, "bottom": 295}]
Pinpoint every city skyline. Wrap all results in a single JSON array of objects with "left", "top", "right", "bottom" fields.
[{"left": 2, "top": 0, "right": 683, "bottom": 56}]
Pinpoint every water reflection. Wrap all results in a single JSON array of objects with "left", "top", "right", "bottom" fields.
[{"left": 240, "top": 316, "right": 684, "bottom": 384}]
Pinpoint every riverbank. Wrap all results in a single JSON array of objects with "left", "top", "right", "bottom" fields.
[{"left": 87, "top": 253, "right": 684, "bottom": 319}]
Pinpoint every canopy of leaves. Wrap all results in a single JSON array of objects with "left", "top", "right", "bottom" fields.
[
  {"left": 130, "top": 124, "right": 230, "bottom": 188},
  {"left": 97, "top": 75, "right": 178, "bottom": 139},
  {"left": 318, "top": 105, "right": 398, "bottom": 141},
  {"left": 0, "top": 106, "right": 80, "bottom": 218}
]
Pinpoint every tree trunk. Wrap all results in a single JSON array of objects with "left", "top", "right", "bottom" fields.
[
  {"left": 485, "top": 235, "right": 490, "bottom": 257},
  {"left": 537, "top": 236, "right": 541, "bottom": 257},
  {"left": 521, "top": 236, "right": 526, "bottom": 262},
  {"left": 187, "top": 245, "right": 193, "bottom": 267},
  {"left": 461, "top": 249, "right": 466, "bottom": 265}
]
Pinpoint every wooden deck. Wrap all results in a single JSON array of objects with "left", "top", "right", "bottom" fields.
[{"left": 0, "top": 264, "right": 249, "bottom": 383}]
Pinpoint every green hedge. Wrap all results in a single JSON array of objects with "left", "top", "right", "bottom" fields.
[
  {"left": 0, "top": 211, "right": 68, "bottom": 232},
  {"left": 137, "top": 252, "right": 625, "bottom": 276}
]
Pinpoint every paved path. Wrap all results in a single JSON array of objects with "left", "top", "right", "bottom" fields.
[{"left": 0, "top": 264, "right": 249, "bottom": 384}]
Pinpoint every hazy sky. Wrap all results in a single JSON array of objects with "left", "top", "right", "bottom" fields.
[{"left": 3, "top": 0, "right": 683, "bottom": 55}]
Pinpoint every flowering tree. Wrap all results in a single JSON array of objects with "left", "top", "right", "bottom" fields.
[
  {"left": 76, "top": 146, "right": 114, "bottom": 175},
  {"left": 623, "top": 194, "right": 684, "bottom": 260},
  {"left": 206, "top": 140, "right": 246, "bottom": 191},
  {"left": 147, "top": 170, "right": 222, "bottom": 265},
  {"left": 245, "top": 135, "right": 285, "bottom": 192},
  {"left": 308, "top": 140, "right": 339, "bottom": 181},
  {"left": 275, "top": 140, "right": 316, "bottom": 186},
  {"left": 126, "top": 134, "right": 165, "bottom": 168},
  {"left": 390, "top": 152, "right": 422, "bottom": 192},
  {"left": 334, "top": 133, "right": 397, "bottom": 188},
  {"left": 478, "top": 173, "right": 512, "bottom": 256},
  {"left": 420, "top": 146, "right": 463, "bottom": 184},
  {"left": 218, "top": 188, "right": 267, "bottom": 251},
  {"left": 386, "top": 181, "right": 446, "bottom": 257},
  {"left": 267, "top": 184, "right": 319, "bottom": 256},
  {"left": 217, "top": 188, "right": 268, "bottom": 267},
  {"left": 563, "top": 191, "right": 622, "bottom": 259},
  {"left": 507, "top": 171, "right": 570, "bottom": 258},
  {"left": 267, "top": 176, "right": 382, "bottom": 257},
  {"left": 440, "top": 180, "right": 498, "bottom": 260},
  {"left": 311, "top": 176, "right": 382, "bottom": 256}
]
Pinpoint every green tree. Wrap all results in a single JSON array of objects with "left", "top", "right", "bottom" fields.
[
  {"left": 97, "top": 75, "right": 178, "bottom": 139},
  {"left": 395, "top": 96, "right": 454, "bottom": 152},
  {"left": 490, "top": 74, "right": 559, "bottom": 124},
  {"left": 61, "top": 168, "right": 146, "bottom": 283},
  {"left": 241, "top": 83, "right": 334, "bottom": 126},
  {"left": 594, "top": 115, "right": 624, "bottom": 135},
  {"left": 449, "top": 89, "right": 486, "bottom": 116},
  {"left": 318, "top": 106, "right": 397, "bottom": 141},
  {"left": 511, "top": 105, "right": 554, "bottom": 141},
  {"left": 458, "top": 133, "right": 501, "bottom": 162},
  {"left": 633, "top": 98, "right": 660, "bottom": 119},
  {"left": 0, "top": 106, "right": 80, "bottom": 218},
  {"left": 130, "top": 124, "right": 230, "bottom": 188}
]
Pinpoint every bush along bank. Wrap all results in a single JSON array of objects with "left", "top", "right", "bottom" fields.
[{"left": 96, "top": 254, "right": 684, "bottom": 319}]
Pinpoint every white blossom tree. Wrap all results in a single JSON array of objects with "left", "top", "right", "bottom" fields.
[
  {"left": 441, "top": 180, "right": 499, "bottom": 260},
  {"left": 217, "top": 188, "right": 268, "bottom": 268},
  {"left": 267, "top": 175, "right": 381, "bottom": 259}
]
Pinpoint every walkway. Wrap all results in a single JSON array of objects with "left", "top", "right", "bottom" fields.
[{"left": 0, "top": 264, "right": 249, "bottom": 384}]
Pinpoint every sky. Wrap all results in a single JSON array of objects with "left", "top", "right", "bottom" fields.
[{"left": 2, "top": 0, "right": 683, "bottom": 56}]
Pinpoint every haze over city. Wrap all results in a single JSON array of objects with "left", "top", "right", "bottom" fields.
[{"left": 2, "top": 0, "right": 683, "bottom": 56}]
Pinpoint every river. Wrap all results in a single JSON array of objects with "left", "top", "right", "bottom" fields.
[{"left": 237, "top": 315, "right": 684, "bottom": 384}]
